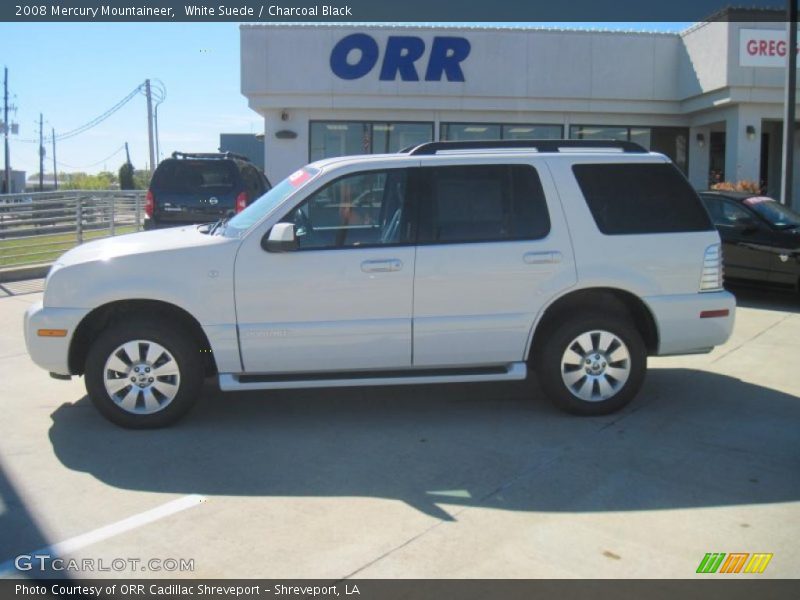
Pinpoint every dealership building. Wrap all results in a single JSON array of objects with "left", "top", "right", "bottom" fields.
[{"left": 240, "top": 12, "right": 800, "bottom": 203}]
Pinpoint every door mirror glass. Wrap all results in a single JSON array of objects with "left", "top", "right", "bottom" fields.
[{"left": 262, "top": 222, "right": 298, "bottom": 252}]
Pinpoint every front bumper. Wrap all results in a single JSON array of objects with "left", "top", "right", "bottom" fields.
[
  {"left": 24, "top": 300, "right": 89, "bottom": 376},
  {"left": 644, "top": 291, "right": 736, "bottom": 356}
]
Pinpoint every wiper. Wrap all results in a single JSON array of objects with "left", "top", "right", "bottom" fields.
[
  {"left": 203, "top": 219, "right": 223, "bottom": 235},
  {"left": 210, "top": 213, "right": 234, "bottom": 236}
]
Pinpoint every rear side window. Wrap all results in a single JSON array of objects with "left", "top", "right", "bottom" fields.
[
  {"left": 240, "top": 165, "right": 265, "bottom": 200},
  {"left": 152, "top": 160, "right": 238, "bottom": 193},
  {"left": 417, "top": 164, "right": 550, "bottom": 244},
  {"left": 572, "top": 163, "right": 712, "bottom": 234}
]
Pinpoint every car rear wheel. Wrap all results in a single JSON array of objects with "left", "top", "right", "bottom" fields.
[
  {"left": 84, "top": 318, "right": 204, "bottom": 428},
  {"left": 536, "top": 315, "right": 647, "bottom": 415}
]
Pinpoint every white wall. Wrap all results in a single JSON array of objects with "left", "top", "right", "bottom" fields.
[
  {"left": 688, "top": 125, "right": 711, "bottom": 189},
  {"left": 241, "top": 25, "right": 684, "bottom": 113}
]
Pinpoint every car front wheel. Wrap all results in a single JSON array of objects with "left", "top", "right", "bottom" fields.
[
  {"left": 536, "top": 315, "right": 647, "bottom": 416},
  {"left": 84, "top": 318, "right": 204, "bottom": 428}
]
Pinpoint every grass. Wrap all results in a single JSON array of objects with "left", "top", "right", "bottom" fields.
[{"left": 0, "top": 225, "right": 139, "bottom": 268}]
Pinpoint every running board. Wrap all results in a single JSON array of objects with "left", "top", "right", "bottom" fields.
[{"left": 218, "top": 362, "right": 527, "bottom": 392}]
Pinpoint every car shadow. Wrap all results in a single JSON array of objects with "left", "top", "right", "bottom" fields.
[
  {"left": 728, "top": 284, "right": 800, "bottom": 314},
  {"left": 0, "top": 463, "right": 52, "bottom": 570},
  {"left": 48, "top": 369, "right": 800, "bottom": 521}
]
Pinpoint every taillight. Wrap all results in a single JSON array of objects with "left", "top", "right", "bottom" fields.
[
  {"left": 700, "top": 244, "right": 723, "bottom": 291},
  {"left": 145, "top": 189, "right": 154, "bottom": 218},
  {"left": 235, "top": 191, "right": 248, "bottom": 213}
]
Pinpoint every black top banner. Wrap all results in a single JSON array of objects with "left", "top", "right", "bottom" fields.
[{"left": 0, "top": 0, "right": 797, "bottom": 23}]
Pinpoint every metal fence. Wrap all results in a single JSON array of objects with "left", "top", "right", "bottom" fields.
[{"left": 0, "top": 190, "right": 145, "bottom": 269}]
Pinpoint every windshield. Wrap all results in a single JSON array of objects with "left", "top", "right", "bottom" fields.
[
  {"left": 222, "top": 167, "right": 319, "bottom": 235},
  {"left": 744, "top": 196, "right": 800, "bottom": 229}
]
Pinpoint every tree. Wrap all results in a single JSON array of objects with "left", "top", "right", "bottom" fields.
[
  {"left": 119, "top": 161, "right": 135, "bottom": 190},
  {"left": 60, "top": 171, "right": 118, "bottom": 190},
  {"left": 133, "top": 169, "right": 150, "bottom": 190}
]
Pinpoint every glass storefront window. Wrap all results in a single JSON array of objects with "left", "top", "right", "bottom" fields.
[
  {"left": 309, "top": 121, "right": 433, "bottom": 161},
  {"left": 441, "top": 123, "right": 563, "bottom": 141},
  {"left": 570, "top": 125, "right": 689, "bottom": 173},
  {"left": 372, "top": 123, "right": 433, "bottom": 153},
  {"left": 502, "top": 124, "right": 563, "bottom": 140},
  {"left": 629, "top": 127, "right": 652, "bottom": 149},
  {"left": 651, "top": 127, "right": 688, "bottom": 174},
  {"left": 441, "top": 123, "right": 502, "bottom": 141},
  {"left": 569, "top": 125, "right": 629, "bottom": 141}
]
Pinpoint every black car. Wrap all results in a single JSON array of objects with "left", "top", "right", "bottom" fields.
[
  {"left": 699, "top": 190, "right": 800, "bottom": 291},
  {"left": 144, "top": 151, "right": 271, "bottom": 229}
]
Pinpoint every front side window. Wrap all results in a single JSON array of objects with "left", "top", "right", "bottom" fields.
[
  {"left": 283, "top": 169, "right": 410, "bottom": 250},
  {"left": 701, "top": 196, "right": 752, "bottom": 227},
  {"left": 224, "top": 167, "right": 319, "bottom": 235},
  {"left": 416, "top": 164, "right": 550, "bottom": 244}
]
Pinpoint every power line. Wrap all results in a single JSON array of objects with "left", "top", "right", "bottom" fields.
[
  {"left": 17, "top": 83, "right": 145, "bottom": 144},
  {"left": 56, "top": 144, "right": 126, "bottom": 170}
]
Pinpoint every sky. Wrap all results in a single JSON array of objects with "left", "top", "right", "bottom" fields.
[{"left": 0, "top": 22, "right": 691, "bottom": 177}]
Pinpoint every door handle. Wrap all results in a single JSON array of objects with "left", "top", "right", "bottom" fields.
[
  {"left": 523, "top": 251, "right": 562, "bottom": 265},
  {"left": 361, "top": 259, "right": 403, "bottom": 273}
]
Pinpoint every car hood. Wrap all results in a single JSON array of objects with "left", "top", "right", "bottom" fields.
[
  {"left": 44, "top": 225, "right": 240, "bottom": 309},
  {"left": 54, "top": 225, "right": 225, "bottom": 267}
]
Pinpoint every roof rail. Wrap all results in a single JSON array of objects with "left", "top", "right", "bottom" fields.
[
  {"left": 404, "top": 139, "right": 648, "bottom": 155},
  {"left": 171, "top": 151, "right": 252, "bottom": 162}
]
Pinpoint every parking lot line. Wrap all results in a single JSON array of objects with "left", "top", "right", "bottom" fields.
[{"left": 0, "top": 494, "right": 206, "bottom": 576}]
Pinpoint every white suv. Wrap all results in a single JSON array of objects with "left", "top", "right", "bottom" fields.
[{"left": 24, "top": 140, "right": 735, "bottom": 428}]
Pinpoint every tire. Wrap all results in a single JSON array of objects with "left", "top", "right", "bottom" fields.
[
  {"left": 84, "top": 318, "right": 204, "bottom": 428},
  {"left": 536, "top": 314, "right": 647, "bottom": 416}
]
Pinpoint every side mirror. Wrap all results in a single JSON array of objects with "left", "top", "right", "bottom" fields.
[{"left": 262, "top": 223, "right": 298, "bottom": 252}]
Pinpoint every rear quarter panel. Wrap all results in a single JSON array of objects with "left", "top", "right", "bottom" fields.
[{"left": 544, "top": 154, "right": 721, "bottom": 297}]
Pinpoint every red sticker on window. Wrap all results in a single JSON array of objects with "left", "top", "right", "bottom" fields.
[{"left": 289, "top": 169, "right": 311, "bottom": 187}]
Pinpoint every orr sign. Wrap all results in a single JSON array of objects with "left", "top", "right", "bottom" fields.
[
  {"left": 330, "top": 33, "right": 471, "bottom": 81},
  {"left": 740, "top": 28, "right": 800, "bottom": 68}
]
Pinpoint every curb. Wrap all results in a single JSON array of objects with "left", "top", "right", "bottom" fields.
[{"left": 0, "top": 263, "right": 51, "bottom": 283}]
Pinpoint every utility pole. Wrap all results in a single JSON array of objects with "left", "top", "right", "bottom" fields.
[
  {"left": 781, "top": 0, "right": 798, "bottom": 208},
  {"left": 154, "top": 104, "right": 160, "bottom": 164},
  {"left": 51, "top": 127, "right": 57, "bottom": 190},
  {"left": 145, "top": 79, "right": 155, "bottom": 178},
  {"left": 125, "top": 141, "right": 131, "bottom": 164},
  {"left": 38, "top": 113, "right": 44, "bottom": 192},
  {"left": 3, "top": 67, "right": 9, "bottom": 194}
]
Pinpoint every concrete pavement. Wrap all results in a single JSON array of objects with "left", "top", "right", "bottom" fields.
[{"left": 0, "top": 280, "right": 798, "bottom": 579}]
